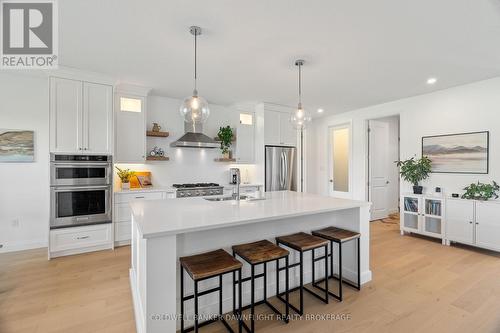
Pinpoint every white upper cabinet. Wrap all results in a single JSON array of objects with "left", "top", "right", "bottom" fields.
[
  {"left": 235, "top": 113, "right": 255, "bottom": 163},
  {"left": 264, "top": 109, "right": 297, "bottom": 146},
  {"left": 114, "top": 94, "right": 146, "bottom": 163},
  {"left": 83, "top": 83, "right": 113, "bottom": 154},
  {"left": 50, "top": 77, "right": 113, "bottom": 154},
  {"left": 50, "top": 78, "right": 83, "bottom": 153}
]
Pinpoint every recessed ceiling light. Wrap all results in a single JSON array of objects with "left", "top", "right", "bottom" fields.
[
  {"left": 427, "top": 77, "right": 437, "bottom": 85},
  {"left": 317, "top": 108, "right": 324, "bottom": 113}
]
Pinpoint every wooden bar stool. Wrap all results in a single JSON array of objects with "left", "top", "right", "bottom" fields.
[
  {"left": 311, "top": 226, "right": 361, "bottom": 302},
  {"left": 180, "top": 249, "right": 243, "bottom": 333},
  {"left": 232, "top": 240, "right": 290, "bottom": 333},
  {"left": 275, "top": 232, "right": 329, "bottom": 315}
]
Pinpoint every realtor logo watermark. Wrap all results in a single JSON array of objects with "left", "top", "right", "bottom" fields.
[{"left": 1, "top": 0, "right": 58, "bottom": 68}]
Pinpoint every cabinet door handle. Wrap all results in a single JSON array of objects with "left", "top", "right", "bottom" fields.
[
  {"left": 135, "top": 196, "right": 145, "bottom": 199},
  {"left": 77, "top": 236, "right": 90, "bottom": 240},
  {"left": 469, "top": 221, "right": 473, "bottom": 224}
]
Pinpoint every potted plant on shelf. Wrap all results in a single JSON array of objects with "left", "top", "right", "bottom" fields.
[
  {"left": 461, "top": 181, "right": 499, "bottom": 201},
  {"left": 395, "top": 156, "right": 432, "bottom": 194},
  {"left": 217, "top": 126, "right": 233, "bottom": 159},
  {"left": 116, "top": 166, "right": 135, "bottom": 190}
]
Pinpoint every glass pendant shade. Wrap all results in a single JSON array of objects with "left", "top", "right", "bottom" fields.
[
  {"left": 180, "top": 91, "right": 210, "bottom": 123},
  {"left": 290, "top": 104, "right": 312, "bottom": 130}
]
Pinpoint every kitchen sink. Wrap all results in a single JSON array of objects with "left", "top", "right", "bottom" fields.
[{"left": 204, "top": 195, "right": 265, "bottom": 202}]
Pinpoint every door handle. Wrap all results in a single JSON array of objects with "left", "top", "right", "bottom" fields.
[
  {"left": 386, "top": 181, "right": 390, "bottom": 184},
  {"left": 329, "top": 179, "right": 333, "bottom": 183}
]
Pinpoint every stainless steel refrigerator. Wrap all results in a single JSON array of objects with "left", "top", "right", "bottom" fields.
[{"left": 265, "top": 146, "right": 297, "bottom": 191}]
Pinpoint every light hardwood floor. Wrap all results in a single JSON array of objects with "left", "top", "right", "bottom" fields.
[{"left": 1, "top": 219, "right": 500, "bottom": 333}]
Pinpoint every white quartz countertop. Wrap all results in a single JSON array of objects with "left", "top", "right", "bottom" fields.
[
  {"left": 114, "top": 186, "right": 176, "bottom": 194},
  {"left": 130, "top": 191, "right": 370, "bottom": 238}
]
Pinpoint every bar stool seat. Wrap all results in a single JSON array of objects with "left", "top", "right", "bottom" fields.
[
  {"left": 232, "top": 239, "right": 289, "bottom": 264},
  {"left": 276, "top": 232, "right": 328, "bottom": 251},
  {"left": 180, "top": 249, "right": 243, "bottom": 333},
  {"left": 180, "top": 249, "right": 243, "bottom": 280},
  {"left": 312, "top": 226, "right": 360, "bottom": 243},
  {"left": 311, "top": 227, "right": 361, "bottom": 302},
  {"left": 232, "top": 240, "right": 290, "bottom": 333},
  {"left": 275, "top": 232, "right": 329, "bottom": 315}
]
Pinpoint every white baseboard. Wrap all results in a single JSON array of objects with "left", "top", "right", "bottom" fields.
[{"left": 0, "top": 240, "right": 47, "bottom": 253}]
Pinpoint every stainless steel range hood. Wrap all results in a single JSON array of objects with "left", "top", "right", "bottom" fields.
[{"left": 170, "top": 122, "right": 219, "bottom": 148}]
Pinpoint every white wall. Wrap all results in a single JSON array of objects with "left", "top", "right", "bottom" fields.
[
  {"left": 0, "top": 73, "right": 49, "bottom": 252},
  {"left": 115, "top": 96, "right": 260, "bottom": 187},
  {"left": 308, "top": 77, "right": 500, "bottom": 201}
]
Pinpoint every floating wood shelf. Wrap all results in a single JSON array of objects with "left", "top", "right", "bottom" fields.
[
  {"left": 146, "top": 156, "right": 169, "bottom": 161},
  {"left": 147, "top": 131, "right": 169, "bottom": 137},
  {"left": 214, "top": 158, "right": 236, "bottom": 162}
]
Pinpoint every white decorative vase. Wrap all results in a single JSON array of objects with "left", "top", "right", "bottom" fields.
[{"left": 121, "top": 182, "right": 130, "bottom": 190}]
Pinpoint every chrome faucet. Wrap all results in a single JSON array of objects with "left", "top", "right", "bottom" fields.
[{"left": 232, "top": 168, "right": 241, "bottom": 201}]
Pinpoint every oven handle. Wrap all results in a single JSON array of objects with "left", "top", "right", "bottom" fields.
[
  {"left": 52, "top": 163, "right": 111, "bottom": 168},
  {"left": 52, "top": 185, "right": 111, "bottom": 192}
]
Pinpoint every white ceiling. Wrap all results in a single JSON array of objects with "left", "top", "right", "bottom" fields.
[{"left": 59, "top": 0, "right": 500, "bottom": 116}]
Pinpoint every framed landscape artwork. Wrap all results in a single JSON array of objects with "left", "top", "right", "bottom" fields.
[
  {"left": 422, "top": 131, "right": 489, "bottom": 174},
  {"left": 0, "top": 129, "right": 34, "bottom": 162}
]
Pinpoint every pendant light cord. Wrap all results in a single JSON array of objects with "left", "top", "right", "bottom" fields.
[
  {"left": 194, "top": 31, "right": 197, "bottom": 92},
  {"left": 298, "top": 62, "right": 302, "bottom": 105}
]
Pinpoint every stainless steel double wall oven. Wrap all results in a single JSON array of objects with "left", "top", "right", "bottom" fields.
[{"left": 50, "top": 154, "right": 112, "bottom": 229}]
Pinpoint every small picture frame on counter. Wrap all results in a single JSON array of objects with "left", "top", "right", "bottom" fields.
[
  {"left": 451, "top": 193, "right": 460, "bottom": 198},
  {"left": 435, "top": 187, "right": 441, "bottom": 193}
]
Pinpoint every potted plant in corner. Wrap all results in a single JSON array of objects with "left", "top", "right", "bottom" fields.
[
  {"left": 217, "top": 126, "right": 233, "bottom": 159},
  {"left": 395, "top": 156, "right": 432, "bottom": 194},
  {"left": 116, "top": 166, "right": 135, "bottom": 190}
]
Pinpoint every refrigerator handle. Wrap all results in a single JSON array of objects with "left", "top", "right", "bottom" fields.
[
  {"left": 280, "top": 151, "right": 285, "bottom": 189},
  {"left": 283, "top": 151, "right": 288, "bottom": 189}
]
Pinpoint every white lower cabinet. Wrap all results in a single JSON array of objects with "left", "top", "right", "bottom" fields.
[
  {"left": 446, "top": 198, "right": 500, "bottom": 252},
  {"left": 49, "top": 224, "right": 113, "bottom": 258},
  {"left": 113, "top": 190, "right": 175, "bottom": 245},
  {"left": 400, "top": 194, "right": 445, "bottom": 242}
]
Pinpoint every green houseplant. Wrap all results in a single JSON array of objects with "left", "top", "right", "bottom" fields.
[
  {"left": 395, "top": 156, "right": 432, "bottom": 194},
  {"left": 115, "top": 166, "right": 135, "bottom": 190},
  {"left": 217, "top": 126, "right": 233, "bottom": 159},
  {"left": 462, "top": 181, "right": 499, "bottom": 201}
]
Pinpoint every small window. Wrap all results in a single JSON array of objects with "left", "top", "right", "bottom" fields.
[
  {"left": 240, "top": 113, "right": 253, "bottom": 125},
  {"left": 120, "top": 97, "right": 142, "bottom": 112}
]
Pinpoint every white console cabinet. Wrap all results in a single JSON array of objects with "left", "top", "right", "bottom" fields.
[
  {"left": 446, "top": 198, "right": 500, "bottom": 252},
  {"left": 400, "top": 194, "right": 445, "bottom": 243}
]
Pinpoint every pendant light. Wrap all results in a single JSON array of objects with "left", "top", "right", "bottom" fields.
[
  {"left": 180, "top": 26, "right": 210, "bottom": 123},
  {"left": 290, "top": 59, "right": 312, "bottom": 130}
]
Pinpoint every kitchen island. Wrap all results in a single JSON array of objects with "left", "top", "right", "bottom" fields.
[{"left": 129, "top": 191, "right": 371, "bottom": 333}]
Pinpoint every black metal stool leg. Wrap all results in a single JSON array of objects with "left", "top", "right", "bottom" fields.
[
  {"left": 180, "top": 266, "right": 185, "bottom": 333},
  {"left": 299, "top": 251, "right": 304, "bottom": 315},
  {"left": 285, "top": 255, "right": 290, "bottom": 323},
  {"left": 357, "top": 237, "right": 361, "bottom": 290},
  {"left": 238, "top": 268, "right": 243, "bottom": 333},
  {"left": 219, "top": 274, "right": 223, "bottom": 319},
  {"left": 324, "top": 245, "right": 329, "bottom": 304},
  {"left": 330, "top": 240, "right": 334, "bottom": 278},
  {"left": 233, "top": 270, "right": 236, "bottom": 313},
  {"left": 264, "top": 262, "right": 267, "bottom": 301},
  {"left": 338, "top": 242, "right": 343, "bottom": 301},
  {"left": 194, "top": 280, "right": 199, "bottom": 333},
  {"left": 250, "top": 264, "right": 255, "bottom": 333}
]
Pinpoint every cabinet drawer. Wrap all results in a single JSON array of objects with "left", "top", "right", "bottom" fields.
[
  {"left": 115, "top": 191, "right": 164, "bottom": 203},
  {"left": 50, "top": 224, "right": 112, "bottom": 252},
  {"left": 115, "top": 221, "right": 131, "bottom": 242},
  {"left": 115, "top": 203, "right": 132, "bottom": 222}
]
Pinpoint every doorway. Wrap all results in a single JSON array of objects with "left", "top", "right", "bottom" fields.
[
  {"left": 367, "top": 116, "right": 400, "bottom": 221},
  {"left": 328, "top": 123, "right": 352, "bottom": 199}
]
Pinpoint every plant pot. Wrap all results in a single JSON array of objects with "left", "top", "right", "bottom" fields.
[
  {"left": 413, "top": 185, "right": 423, "bottom": 194},
  {"left": 222, "top": 152, "right": 230, "bottom": 159},
  {"left": 121, "top": 182, "right": 130, "bottom": 190}
]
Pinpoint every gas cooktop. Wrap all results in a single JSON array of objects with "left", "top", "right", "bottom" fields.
[{"left": 172, "top": 183, "right": 221, "bottom": 189}]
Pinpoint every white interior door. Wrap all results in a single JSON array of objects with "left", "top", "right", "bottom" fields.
[
  {"left": 328, "top": 124, "right": 351, "bottom": 198},
  {"left": 369, "top": 120, "right": 389, "bottom": 220}
]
